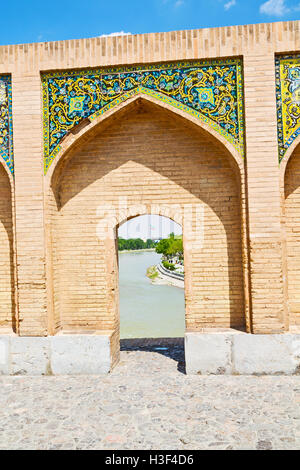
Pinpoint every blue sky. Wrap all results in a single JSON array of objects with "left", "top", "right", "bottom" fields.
[{"left": 0, "top": 0, "right": 299, "bottom": 45}]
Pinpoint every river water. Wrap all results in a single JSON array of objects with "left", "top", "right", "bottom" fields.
[{"left": 119, "top": 251, "right": 185, "bottom": 339}]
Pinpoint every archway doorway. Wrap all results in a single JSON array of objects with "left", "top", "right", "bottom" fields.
[{"left": 117, "top": 214, "right": 186, "bottom": 371}]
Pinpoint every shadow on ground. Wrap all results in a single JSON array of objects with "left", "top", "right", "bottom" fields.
[{"left": 120, "top": 337, "right": 186, "bottom": 374}]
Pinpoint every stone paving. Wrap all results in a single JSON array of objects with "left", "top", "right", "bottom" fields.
[{"left": 0, "top": 338, "right": 299, "bottom": 450}]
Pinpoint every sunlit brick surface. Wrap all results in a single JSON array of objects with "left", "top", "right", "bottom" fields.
[
  {"left": 50, "top": 101, "right": 244, "bottom": 333},
  {"left": 0, "top": 21, "right": 299, "bottom": 338}
]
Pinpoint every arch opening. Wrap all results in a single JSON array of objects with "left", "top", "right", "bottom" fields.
[
  {"left": 118, "top": 214, "right": 185, "bottom": 339},
  {"left": 46, "top": 98, "right": 246, "bottom": 366},
  {"left": 117, "top": 214, "right": 185, "bottom": 371}
]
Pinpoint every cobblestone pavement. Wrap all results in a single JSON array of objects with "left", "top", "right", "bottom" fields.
[{"left": 0, "top": 338, "right": 299, "bottom": 450}]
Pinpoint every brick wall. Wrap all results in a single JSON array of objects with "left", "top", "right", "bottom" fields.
[
  {"left": 243, "top": 53, "right": 285, "bottom": 334},
  {"left": 0, "top": 21, "right": 298, "bottom": 337},
  {"left": 12, "top": 73, "right": 47, "bottom": 336}
]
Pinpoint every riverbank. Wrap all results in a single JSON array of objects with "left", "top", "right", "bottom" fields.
[
  {"left": 147, "top": 264, "right": 184, "bottom": 289},
  {"left": 118, "top": 248, "right": 155, "bottom": 254}
]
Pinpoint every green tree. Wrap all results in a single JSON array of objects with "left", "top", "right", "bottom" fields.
[
  {"left": 155, "top": 233, "right": 183, "bottom": 259},
  {"left": 155, "top": 238, "right": 171, "bottom": 255},
  {"left": 146, "top": 238, "right": 154, "bottom": 248},
  {"left": 166, "top": 238, "right": 183, "bottom": 256}
]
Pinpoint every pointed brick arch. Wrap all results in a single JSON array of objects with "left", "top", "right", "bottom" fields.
[
  {"left": 0, "top": 157, "right": 16, "bottom": 333},
  {"left": 45, "top": 96, "right": 250, "bottom": 345},
  {"left": 280, "top": 135, "right": 300, "bottom": 191},
  {"left": 282, "top": 141, "right": 300, "bottom": 329}
]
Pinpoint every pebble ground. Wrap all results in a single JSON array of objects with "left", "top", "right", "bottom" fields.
[{"left": 0, "top": 338, "right": 299, "bottom": 450}]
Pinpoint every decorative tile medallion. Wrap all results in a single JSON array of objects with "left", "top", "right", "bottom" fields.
[
  {"left": 276, "top": 54, "right": 300, "bottom": 163},
  {"left": 42, "top": 59, "right": 244, "bottom": 173},
  {"left": 0, "top": 75, "right": 13, "bottom": 175}
]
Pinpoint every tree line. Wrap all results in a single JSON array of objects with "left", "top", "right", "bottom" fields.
[
  {"left": 118, "top": 233, "right": 183, "bottom": 255},
  {"left": 118, "top": 238, "right": 156, "bottom": 251}
]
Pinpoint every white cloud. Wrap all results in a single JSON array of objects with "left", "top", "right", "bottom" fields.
[
  {"left": 162, "top": 0, "right": 185, "bottom": 8},
  {"left": 259, "top": 0, "right": 290, "bottom": 16},
  {"left": 99, "top": 31, "right": 131, "bottom": 37},
  {"left": 224, "top": 0, "right": 236, "bottom": 10}
]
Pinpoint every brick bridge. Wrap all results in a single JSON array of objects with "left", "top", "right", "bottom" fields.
[{"left": 0, "top": 20, "right": 300, "bottom": 374}]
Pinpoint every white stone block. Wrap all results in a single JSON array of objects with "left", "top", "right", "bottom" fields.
[
  {"left": 185, "top": 332, "right": 232, "bottom": 375},
  {"left": 291, "top": 335, "right": 300, "bottom": 371},
  {"left": 1, "top": 332, "right": 299, "bottom": 376},
  {"left": 232, "top": 334, "right": 300, "bottom": 375},
  {"left": 11, "top": 337, "right": 50, "bottom": 376},
  {"left": 50, "top": 335, "right": 111, "bottom": 375},
  {"left": 0, "top": 336, "right": 10, "bottom": 375}
]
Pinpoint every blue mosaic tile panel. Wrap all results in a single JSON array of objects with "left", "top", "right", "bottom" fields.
[
  {"left": 42, "top": 59, "right": 244, "bottom": 173},
  {"left": 0, "top": 75, "right": 13, "bottom": 175},
  {"left": 276, "top": 54, "right": 300, "bottom": 163}
]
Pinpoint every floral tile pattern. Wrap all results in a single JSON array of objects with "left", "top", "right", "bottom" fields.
[
  {"left": 276, "top": 54, "right": 300, "bottom": 163},
  {"left": 42, "top": 59, "right": 244, "bottom": 174},
  {"left": 0, "top": 76, "right": 13, "bottom": 175}
]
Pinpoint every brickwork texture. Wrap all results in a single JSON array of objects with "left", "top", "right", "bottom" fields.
[{"left": 0, "top": 21, "right": 299, "bottom": 352}]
